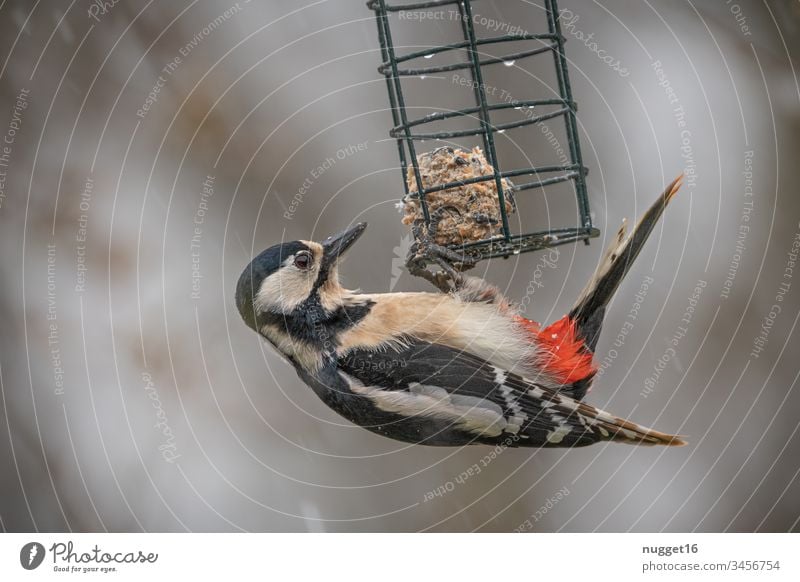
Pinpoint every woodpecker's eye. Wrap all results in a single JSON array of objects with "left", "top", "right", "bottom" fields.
[{"left": 293, "top": 252, "right": 312, "bottom": 270}]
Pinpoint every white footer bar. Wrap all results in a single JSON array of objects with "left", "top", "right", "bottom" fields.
[{"left": 1, "top": 533, "right": 797, "bottom": 580}]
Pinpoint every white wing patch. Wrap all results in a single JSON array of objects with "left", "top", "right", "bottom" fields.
[
  {"left": 546, "top": 424, "right": 572, "bottom": 444},
  {"left": 495, "top": 367, "right": 526, "bottom": 435},
  {"left": 343, "top": 373, "right": 509, "bottom": 437}
]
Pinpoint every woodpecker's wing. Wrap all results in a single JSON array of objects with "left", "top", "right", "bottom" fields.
[{"left": 337, "top": 341, "right": 685, "bottom": 448}]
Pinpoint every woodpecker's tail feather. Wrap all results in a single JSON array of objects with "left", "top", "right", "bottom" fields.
[
  {"left": 569, "top": 175, "right": 684, "bottom": 350},
  {"left": 587, "top": 406, "right": 687, "bottom": 447},
  {"left": 536, "top": 378, "right": 687, "bottom": 447}
]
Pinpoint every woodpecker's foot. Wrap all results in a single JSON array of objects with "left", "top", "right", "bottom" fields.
[
  {"left": 406, "top": 240, "right": 467, "bottom": 292},
  {"left": 406, "top": 217, "right": 476, "bottom": 292},
  {"left": 405, "top": 259, "right": 457, "bottom": 293}
]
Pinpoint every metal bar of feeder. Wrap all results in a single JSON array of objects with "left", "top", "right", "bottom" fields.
[
  {"left": 375, "top": 0, "right": 430, "bottom": 223},
  {"left": 374, "top": 11, "right": 411, "bottom": 199},
  {"left": 367, "top": 0, "right": 463, "bottom": 10},
  {"left": 464, "top": 226, "right": 599, "bottom": 248},
  {"left": 394, "top": 98, "right": 572, "bottom": 130},
  {"left": 547, "top": 0, "right": 592, "bottom": 232},
  {"left": 392, "top": 106, "right": 573, "bottom": 140},
  {"left": 513, "top": 171, "right": 582, "bottom": 192},
  {"left": 459, "top": 227, "right": 600, "bottom": 259},
  {"left": 455, "top": 2, "right": 490, "bottom": 156},
  {"left": 403, "top": 99, "right": 569, "bottom": 125},
  {"left": 405, "top": 165, "right": 583, "bottom": 199},
  {"left": 459, "top": 0, "right": 511, "bottom": 241},
  {"left": 381, "top": 33, "right": 562, "bottom": 69},
  {"left": 382, "top": 43, "right": 558, "bottom": 76}
]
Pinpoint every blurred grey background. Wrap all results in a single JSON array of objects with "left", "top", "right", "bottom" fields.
[{"left": 0, "top": 0, "right": 798, "bottom": 532}]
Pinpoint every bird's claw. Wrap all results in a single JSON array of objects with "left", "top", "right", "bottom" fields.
[{"left": 405, "top": 217, "right": 476, "bottom": 293}]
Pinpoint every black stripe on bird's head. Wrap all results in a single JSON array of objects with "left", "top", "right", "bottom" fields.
[{"left": 235, "top": 223, "right": 367, "bottom": 333}]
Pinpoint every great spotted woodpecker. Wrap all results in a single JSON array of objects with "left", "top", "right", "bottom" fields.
[{"left": 236, "top": 176, "right": 686, "bottom": 448}]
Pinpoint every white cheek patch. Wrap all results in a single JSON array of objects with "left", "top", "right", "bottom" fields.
[{"left": 255, "top": 257, "right": 316, "bottom": 313}]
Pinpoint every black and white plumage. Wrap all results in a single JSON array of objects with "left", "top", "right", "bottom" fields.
[
  {"left": 236, "top": 179, "right": 686, "bottom": 448},
  {"left": 334, "top": 341, "right": 679, "bottom": 447}
]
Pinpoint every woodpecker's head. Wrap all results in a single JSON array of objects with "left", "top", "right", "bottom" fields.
[{"left": 236, "top": 223, "right": 367, "bottom": 334}]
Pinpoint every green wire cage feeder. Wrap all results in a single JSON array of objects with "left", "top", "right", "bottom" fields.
[{"left": 368, "top": 0, "right": 599, "bottom": 288}]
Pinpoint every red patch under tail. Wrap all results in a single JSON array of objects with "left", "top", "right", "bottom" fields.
[{"left": 515, "top": 314, "right": 597, "bottom": 384}]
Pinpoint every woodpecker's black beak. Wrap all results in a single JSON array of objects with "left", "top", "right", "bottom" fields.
[{"left": 321, "top": 222, "right": 367, "bottom": 265}]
